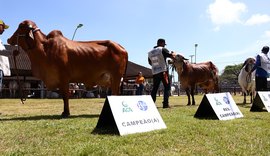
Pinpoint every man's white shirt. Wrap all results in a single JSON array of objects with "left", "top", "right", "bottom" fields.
[{"left": 0, "top": 38, "right": 11, "bottom": 76}]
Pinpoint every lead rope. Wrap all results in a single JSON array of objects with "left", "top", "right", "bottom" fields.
[
  {"left": 246, "top": 72, "right": 252, "bottom": 83},
  {"left": 13, "top": 36, "right": 26, "bottom": 104},
  {"left": 171, "top": 63, "right": 175, "bottom": 83}
]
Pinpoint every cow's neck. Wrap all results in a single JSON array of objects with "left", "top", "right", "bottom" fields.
[
  {"left": 32, "top": 29, "right": 46, "bottom": 50},
  {"left": 182, "top": 61, "right": 189, "bottom": 74},
  {"left": 26, "top": 29, "right": 48, "bottom": 79},
  {"left": 177, "top": 61, "right": 187, "bottom": 81}
]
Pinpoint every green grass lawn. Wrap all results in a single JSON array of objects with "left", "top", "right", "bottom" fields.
[{"left": 0, "top": 94, "right": 269, "bottom": 156}]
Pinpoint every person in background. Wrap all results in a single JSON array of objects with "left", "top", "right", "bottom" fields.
[
  {"left": 0, "top": 20, "right": 10, "bottom": 114},
  {"left": 0, "top": 20, "right": 9, "bottom": 50},
  {"left": 0, "top": 20, "right": 10, "bottom": 94},
  {"left": 148, "top": 38, "right": 175, "bottom": 108},
  {"left": 135, "top": 71, "right": 145, "bottom": 95},
  {"left": 250, "top": 46, "right": 270, "bottom": 91}
]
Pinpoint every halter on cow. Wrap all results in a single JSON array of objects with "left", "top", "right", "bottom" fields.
[
  {"left": 8, "top": 20, "right": 128, "bottom": 117},
  {"left": 172, "top": 53, "right": 219, "bottom": 105}
]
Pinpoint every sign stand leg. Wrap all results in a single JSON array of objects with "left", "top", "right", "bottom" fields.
[
  {"left": 93, "top": 98, "right": 119, "bottom": 135},
  {"left": 194, "top": 95, "right": 217, "bottom": 119}
]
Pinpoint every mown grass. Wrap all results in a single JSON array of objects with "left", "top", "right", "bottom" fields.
[{"left": 0, "top": 94, "right": 269, "bottom": 156}]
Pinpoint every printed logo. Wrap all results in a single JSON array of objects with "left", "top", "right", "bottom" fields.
[
  {"left": 223, "top": 96, "right": 230, "bottom": 104},
  {"left": 214, "top": 97, "right": 222, "bottom": 105},
  {"left": 122, "top": 101, "right": 133, "bottom": 112},
  {"left": 137, "top": 101, "right": 148, "bottom": 111},
  {"left": 262, "top": 95, "right": 268, "bottom": 101}
]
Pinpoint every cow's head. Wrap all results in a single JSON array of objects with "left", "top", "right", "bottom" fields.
[
  {"left": 171, "top": 53, "right": 188, "bottom": 74},
  {"left": 7, "top": 20, "right": 40, "bottom": 51},
  {"left": 243, "top": 57, "right": 256, "bottom": 73}
]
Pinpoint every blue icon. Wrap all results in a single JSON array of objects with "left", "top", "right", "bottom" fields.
[
  {"left": 137, "top": 101, "right": 148, "bottom": 111},
  {"left": 223, "top": 96, "right": 230, "bottom": 104}
]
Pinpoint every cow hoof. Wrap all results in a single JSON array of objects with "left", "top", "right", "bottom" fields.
[
  {"left": 187, "top": 103, "right": 191, "bottom": 106},
  {"left": 61, "top": 112, "right": 70, "bottom": 118},
  {"left": 192, "top": 103, "right": 195, "bottom": 105}
]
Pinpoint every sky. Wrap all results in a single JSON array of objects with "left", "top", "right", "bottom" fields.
[{"left": 1, "top": 0, "right": 270, "bottom": 81}]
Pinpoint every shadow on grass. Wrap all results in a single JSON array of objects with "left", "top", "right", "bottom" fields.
[
  {"left": 91, "top": 127, "right": 120, "bottom": 136},
  {"left": 156, "top": 105, "right": 196, "bottom": 109},
  {"left": 0, "top": 114, "right": 100, "bottom": 121},
  {"left": 236, "top": 103, "right": 252, "bottom": 108}
]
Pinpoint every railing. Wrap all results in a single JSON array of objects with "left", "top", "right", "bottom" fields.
[{"left": 0, "top": 86, "right": 244, "bottom": 99}]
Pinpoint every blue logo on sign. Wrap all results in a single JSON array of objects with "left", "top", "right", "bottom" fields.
[
  {"left": 137, "top": 101, "right": 148, "bottom": 111},
  {"left": 223, "top": 96, "right": 230, "bottom": 104}
]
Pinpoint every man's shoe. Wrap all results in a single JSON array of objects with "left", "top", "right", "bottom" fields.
[{"left": 163, "top": 105, "right": 171, "bottom": 109}]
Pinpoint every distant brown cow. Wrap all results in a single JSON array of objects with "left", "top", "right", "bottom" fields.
[
  {"left": 172, "top": 54, "right": 219, "bottom": 105},
  {"left": 8, "top": 20, "right": 128, "bottom": 117}
]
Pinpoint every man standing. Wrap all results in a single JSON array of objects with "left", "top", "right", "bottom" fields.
[
  {"left": 0, "top": 20, "right": 11, "bottom": 94},
  {"left": 148, "top": 38, "right": 175, "bottom": 108},
  {"left": 0, "top": 20, "right": 9, "bottom": 50},
  {"left": 250, "top": 46, "right": 270, "bottom": 91},
  {"left": 135, "top": 71, "right": 145, "bottom": 95}
]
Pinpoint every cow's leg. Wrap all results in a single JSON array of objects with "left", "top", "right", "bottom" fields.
[
  {"left": 215, "top": 83, "right": 219, "bottom": 93},
  {"left": 111, "top": 78, "right": 121, "bottom": 95},
  {"left": 190, "top": 86, "right": 195, "bottom": 105},
  {"left": 250, "top": 92, "right": 253, "bottom": 104},
  {"left": 251, "top": 91, "right": 256, "bottom": 103},
  {"left": 243, "top": 92, "right": 246, "bottom": 104},
  {"left": 60, "top": 85, "right": 70, "bottom": 118},
  {"left": 186, "top": 88, "right": 191, "bottom": 105}
]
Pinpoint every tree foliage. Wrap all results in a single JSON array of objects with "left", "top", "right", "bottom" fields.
[{"left": 220, "top": 63, "right": 243, "bottom": 85}]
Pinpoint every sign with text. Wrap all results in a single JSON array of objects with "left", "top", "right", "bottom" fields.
[
  {"left": 250, "top": 91, "right": 270, "bottom": 112},
  {"left": 194, "top": 92, "right": 243, "bottom": 120},
  {"left": 95, "top": 95, "right": 167, "bottom": 136}
]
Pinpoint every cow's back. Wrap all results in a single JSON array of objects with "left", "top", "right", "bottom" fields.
[
  {"left": 186, "top": 61, "right": 218, "bottom": 82},
  {"left": 43, "top": 33, "right": 128, "bottom": 90},
  {"left": 68, "top": 40, "right": 128, "bottom": 87},
  {"left": 180, "top": 61, "right": 219, "bottom": 92}
]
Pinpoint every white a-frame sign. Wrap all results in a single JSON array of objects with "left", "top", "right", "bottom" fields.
[
  {"left": 95, "top": 95, "right": 167, "bottom": 135},
  {"left": 250, "top": 91, "right": 270, "bottom": 112},
  {"left": 194, "top": 92, "right": 243, "bottom": 120}
]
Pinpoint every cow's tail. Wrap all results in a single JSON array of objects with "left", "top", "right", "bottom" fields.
[
  {"left": 120, "top": 52, "right": 128, "bottom": 95},
  {"left": 210, "top": 62, "right": 219, "bottom": 92},
  {"left": 110, "top": 41, "right": 128, "bottom": 95},
  {"left": 112, "top": 42, "right": 128, "bottom": 81}
]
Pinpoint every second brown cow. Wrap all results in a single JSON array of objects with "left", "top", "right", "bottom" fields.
[{"left": 172, "top": 54, "right": 219, "bottom": 105}]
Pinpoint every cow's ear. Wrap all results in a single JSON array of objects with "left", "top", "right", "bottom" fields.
[
  {"left": 28, "top": 30, "right": 34, "bottom": 40},
  {"left": 26, "top": 24, "right": 35, "bottom": 40}
]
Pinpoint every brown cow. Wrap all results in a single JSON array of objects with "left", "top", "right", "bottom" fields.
[
  {"left": 8, "top": 20, "right": 128, "bottom": 117},
  {"left": 172, "top": 54, "right": 219, "bottom": 105}
]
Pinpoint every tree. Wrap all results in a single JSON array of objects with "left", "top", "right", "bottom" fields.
[
  {"left": 220, "top": 63, "right": 243, "bottom": 86},
  {"left": 221, "top": 64, "right": 243, "bottom": 80}
]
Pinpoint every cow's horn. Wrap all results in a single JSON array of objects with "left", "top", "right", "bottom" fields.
[{"left": 183, "top": 57, "right": 189, "bottom": 60}]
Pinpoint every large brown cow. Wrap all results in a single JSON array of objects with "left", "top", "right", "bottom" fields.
[
  {"left": 172, "top": 54, "right": 219, "bottom": 105},
  {"left": 8, "top": 20, "right": 128, "bottom": 117}
]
